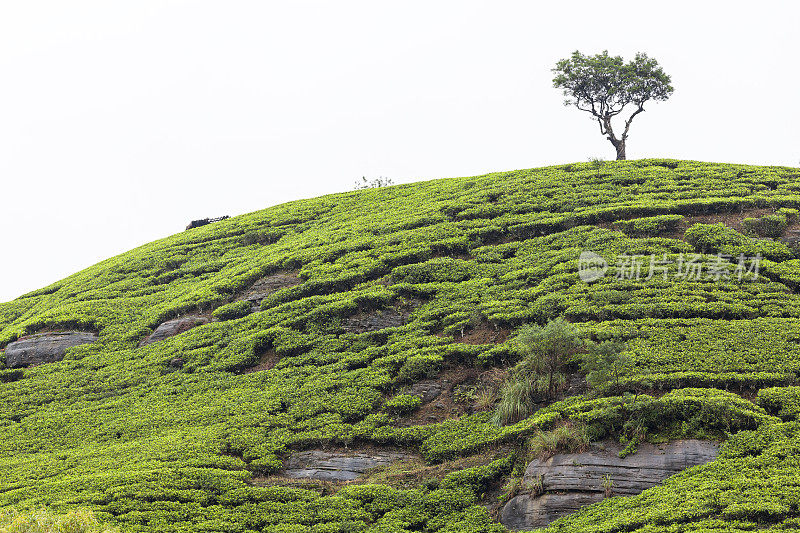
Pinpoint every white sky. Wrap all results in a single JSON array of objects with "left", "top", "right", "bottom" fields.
[{"left": 1, "top": 1, "right": 798, "bottom": 302}]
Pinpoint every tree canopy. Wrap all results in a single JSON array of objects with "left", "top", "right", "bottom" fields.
[{"left": 553, "top": 50, "right": 673, "bottom": 160}]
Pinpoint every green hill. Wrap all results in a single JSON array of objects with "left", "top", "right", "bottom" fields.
[{"left": 3, "top": 159, "right": 800, "bottom": 532}]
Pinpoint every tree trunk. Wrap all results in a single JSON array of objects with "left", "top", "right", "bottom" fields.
[{"left": 611, "top": 139, "right": 626, "bottom": 160}]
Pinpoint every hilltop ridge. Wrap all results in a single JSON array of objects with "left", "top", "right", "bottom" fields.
[{"left": 3, "top": 159, "right": 800, "bottom": 532}]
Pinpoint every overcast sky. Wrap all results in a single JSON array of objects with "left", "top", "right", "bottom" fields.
[{"left": 1, "top": 1, "right": 798, "bottom": 302}]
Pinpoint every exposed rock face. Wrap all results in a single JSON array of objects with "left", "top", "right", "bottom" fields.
[
  {"left": 501, "top": 493, "right": 603, "bottom": 529},
  {"left": 342, "top": 309, "right": 409, "bottom": 333},
  {"left": 280, "top": 450, "right": 412, "bottom": 482},
  {"left": 500, "top": 440, "right": 720, "bottom": 530},
  {"left": 408, "top": 382, "right": 444, "bottom": 403},
  {"left": 140, "top": 316, "right": 208, "bottom": 346},
  {"left": 4, "top": 332, "right": 98, "bottom": 368},
  {"left": 239, "top": 274, "right": 302, "bottom": 310}
]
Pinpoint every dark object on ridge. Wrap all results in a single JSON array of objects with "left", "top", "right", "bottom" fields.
[{"left": 185, "top": 216, "right": 230, "bottom": 230}]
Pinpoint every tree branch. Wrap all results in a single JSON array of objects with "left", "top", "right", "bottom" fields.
[
  {"left": 622, "top": 105, "right": 645, "bottom": 140},
  {"left": 597, "top": 117, "right": 607, "bottom": 135}
]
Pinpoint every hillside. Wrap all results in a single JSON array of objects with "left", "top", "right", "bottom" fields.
[{"left": 3, "top": 159, "right": 800, "bottom": 532}]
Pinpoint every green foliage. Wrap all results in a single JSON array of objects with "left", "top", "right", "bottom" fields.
[
  {"left": 492, "top": 319, "right": 581, "bottom": 425},
  {"left": 741, "top": 212, "right": 788, "bottom": 238},
  {"left": 778, "top": 207, "right": 799, "bottom": 223},
  {"left": 385, "top": 394, "right": 422, "bottom": 415},
  {"left": 527, "top": 422, "right": 590, "bottom": 459},
  {"left": 210, "top": 300, "right": 252, "bottom": 321},
  {"left": 757, "top": 386, "right": 800, "bottom": 420},
  {"left": 613, "top": 214, "right": 684, "bottom": 237},
  {"left": 0, "top": 160, "right": 799, "bottom": 531},
  {"left": 492, "top": 379, "right": 537, "bottom": 427},
  {"left": 0, "top": 508, "right": 117, "bottom": 533},
  {"left": 513, "top": 318, "right": 582, "bottom": 400},
  {"left": 397, "top": 354, "right": 442, "bottom": 383},
  {"left": 580, "top": 339, "right": 631, "bottom": 388},
  {"left": 552, "top": 50, "right": 673, "bottom": 159},
  {"left": 684, "top": 222, "right": 793, "bottom": 260}
]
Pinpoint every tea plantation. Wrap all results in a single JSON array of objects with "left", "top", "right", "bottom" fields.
[{"left": 3, "top": 159, "right": 800, "bottom": 532}]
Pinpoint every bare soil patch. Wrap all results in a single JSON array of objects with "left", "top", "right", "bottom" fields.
[
  {"left": 238, "top": 349, "right": 280, "bottom": 374},
  {"left": 396, "top": 365, "right": 507, "bottom": 427},
  {"left": 342, "top": 299, "right": 421, "bottom": 333},
  {"left": 449, "top": 321, "right": 511, "bottom": 345}
]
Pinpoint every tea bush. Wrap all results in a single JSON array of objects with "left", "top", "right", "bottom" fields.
[
  {"left": 741, "top": 212, "right": 790, "bottom": 238},
  {"left": 384, "top": 394, "right": 422, "bottom": 415},
  {"left": 613, "top": 214, "right": 684, "bottom": 236},
  {"left": 212, "top": 300, "right": 252, "bottom": 321}
]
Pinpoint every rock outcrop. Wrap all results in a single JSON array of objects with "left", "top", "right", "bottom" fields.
[
  {"left": 4, "top": 332, "right": 98, "bottom": 368},
  {"left": 500, "top": 439, "right": 720, "bottom": 530},
  {"left": 342, "top": 309, "right": 410, "bottom": 333},
  {"left": 238, "top": 274, "right": 302, "bottom": 310},
  {"left": 408, "top": 381, "right": 444, "bottom": 403},
  {"left": 140, "top": 316, "right": 209, "bottom": 346},
  {"left": 280, "top": 450, "right": 412, "bottom": 482}
]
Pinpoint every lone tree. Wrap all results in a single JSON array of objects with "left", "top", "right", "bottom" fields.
[{"left": 552, "top": 50, "right": 673, "bottom": 160}]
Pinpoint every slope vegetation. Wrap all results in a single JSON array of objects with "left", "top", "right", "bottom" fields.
[{"left": 2, "top": 160, "right": 800, "bottom": 532}]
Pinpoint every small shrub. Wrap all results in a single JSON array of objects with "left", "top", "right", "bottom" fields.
[
  {"left": 240, "top": 228, "right": 286, "bottom": 246},
  {"left": 498, "top": 477, "right": 522, "bottom": 503},
  {"left": 453, "top": 385, "right": 478, "bottom": 404},
  {"left": 513, "top": 318, "right": 582, "bottom": 400},
  {"left": 528, "top": 422, "right": 590, "bottom": 459},
  {"left": 474, "top": 389, "right": 497, "bottom": 411},
  {"left": 354, "top": 176, "right": 395, "bottom": 190},
  {"left": 602, "top": 474, "right": 614, "bottom": 498},
  {"left": 778, "top": 207, "right": 799, "bottom": 224},
  {"left": 684, "top": 222, "right": 793, "bottom": 260},
  {"left": 492, "top": 319, "right": 581, "bottom": 426},
  {"left": 397, "top": 354, "right": 442, "bottom": 383},
  {"left": 212, "top": 300, "right": 252, "bottom": 321},
  {"left": 526, "top": 473, "right": 545, "bottom": 496},
  {"left": 613, "top": 214, "right": 684, "bottom": 237},
  {"left": 385, "top": 394, "right": 422, "bottom": 415},
  {"left": 581, "top": 339, "right": 632, "bottom": 389},
  {"left": 492, "top": 379, "right": 536, "bottom": 426},
  {"left": 588, "top": 157, "right": 607, "bottom": 177},
  {"left": 684, "top": 223, "right": 742, "bottom": 252},
  {"left": 742, "top": 213, "right": 787, "bottom": 238},
  {"left": 618, "top": 434, "right": 639, "bottom": 458}
]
